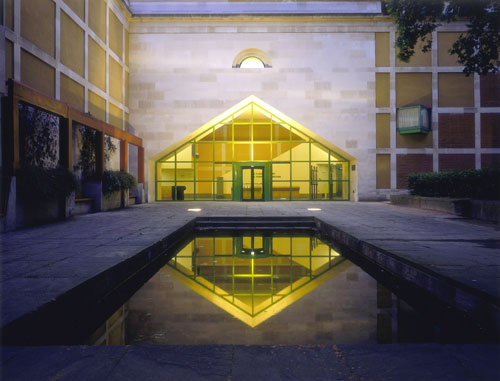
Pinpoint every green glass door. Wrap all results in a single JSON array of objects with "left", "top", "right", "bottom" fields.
[{"left": 242, "top": 166, "right": 264, "bottom": 201}]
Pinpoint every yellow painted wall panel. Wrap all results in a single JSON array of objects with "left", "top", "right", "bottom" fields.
[
  {"left": 88, "top": 37, "right": 106, "bottom": 91},
  {"left": 5, "top": 39, "right": 13, "bottom": 81},
  {"left": 5, "top": 0, "right": 13, "bottom": 30},
  {"left": 438, "top": 33, "right": 461, "bottom": 66},
  {"left": 125, "top": 30, "right": 129, "bottom": 66},
  {"left": 21, "top": 0, "right": 55, "bottom": 57},
  {"left": 109, "top": 10, "right": 123, "bottom": 59},
  {"left": 376, "top": 113, "right": 390, "bottom": 148},
  {"left": 396, "top": 34, "right": 432, "bottom": 67},
  {"left": 88, "top": 90, "right": 106, "bottom": 121},
  {"left": 376, "top": 154, "right": 391, "bottom": 189},
  {"left": 396, "top": 131, "right": 433, "bottom": 148},
  {"left": 376, "top": 73, "right": 390, "bottom": 108},
  {"left": 89, "top": 0, "right": 107, "bottom": 43},
  {"left": 375, "top": 33, "right": 390, "bottom": 67},
  {"left": 125, "top": 71, "right": 129, "bottom": 107},
  {"left": 109, "top": 57, "right": 123, "bottom": 102},
  {"left": 21, "top": 50, "right": 55, "bottom": 98},
  {"left": 396, "top": 73, "right": 432, "bottom": 108},
  {"left": 63, "top": 0, "right": 85, "bottom": 21},
  {"left": 109, "top": 103, "right": 123, "bottom": 129},
  {"left": 438, "top": 73, "right": 474, "bottom": 107},
  {"left": 61, "top": 10, "right": 84, "bottom": 77},
  {"left": 60, "top": 73, "right": 84, "bottom": 111}
]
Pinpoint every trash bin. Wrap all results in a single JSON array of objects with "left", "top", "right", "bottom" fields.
[{"left": 172, "top": 186, "right": 186, "bottom": 200}]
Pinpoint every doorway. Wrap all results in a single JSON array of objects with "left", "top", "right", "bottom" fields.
[{"left": 241, "top": 165, "right": 265, "bottom": 201}]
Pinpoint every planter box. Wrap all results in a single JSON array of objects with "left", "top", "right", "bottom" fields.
[{"left": 102, "top": 189, "right": 129, "bottom": 211}]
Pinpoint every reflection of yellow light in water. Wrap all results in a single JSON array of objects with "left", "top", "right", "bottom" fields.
[{"left": 163, "top": 236, "right": 352, "bottom": 327}]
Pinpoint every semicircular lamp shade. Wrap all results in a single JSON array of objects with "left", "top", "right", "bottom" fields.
[{"left": 239, "top": 56, "right": 265, "bottom": 68}]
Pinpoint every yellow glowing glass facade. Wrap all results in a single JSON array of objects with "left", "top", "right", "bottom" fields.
[
  {"left": 163, "top": 234, "right": 350, "bottom": 327},
  {"left": 155, "top": 102, "right": 350, "bottom": 201}
]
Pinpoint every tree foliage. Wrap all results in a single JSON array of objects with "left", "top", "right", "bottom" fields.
[{"left": 384, "top": 0, "right": 500, "bottom": 75}]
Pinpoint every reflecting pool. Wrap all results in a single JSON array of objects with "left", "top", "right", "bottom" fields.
[{"left": 90, "top": 231, "right": 456, "bottom": 345}]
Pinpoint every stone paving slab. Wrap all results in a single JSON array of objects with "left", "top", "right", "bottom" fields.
[
  {"left": 2, "top": 344, "right": 499, "bottom": 380},
  {"left": 1, "top": 201, "right": 499, "bottom": 330}
]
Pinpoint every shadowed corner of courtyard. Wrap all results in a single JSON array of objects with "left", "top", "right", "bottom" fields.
[{"left": 1, "top": 201, "right": 500, "bottom": 380}]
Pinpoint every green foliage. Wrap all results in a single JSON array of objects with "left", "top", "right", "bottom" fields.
[
  {"left": 408, "top": 168, "right": 500, "bottom": 199},
  {"left": 19, "top": 103, "right": 60, "bottom": 168},
  {"left": 102, "top": 170, "right": 137, "bottom": 194},
  {"left": 384, "top": 0, "right": 500, "bottom": 75},
  {"left": 16, "top": 166, "right": 77, "bottom": 202}
]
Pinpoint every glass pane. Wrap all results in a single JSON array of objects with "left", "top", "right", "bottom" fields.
[
  {"left": 291, "top": 162, "right": 310, "bottom": 180},
  {"left": 157, "top": 162, "right": 175, "bottom": 182},
  {"left": 312, "top": 181, "right": 329, "bottom": 200},
  {"left": 291, "top": 128, "right": 308, "bottom": 142},
  {"left": 253, "top": 124, "right": 271, "bottom": 141},
  {"left": 214, "top": 143, "right": 232, "bottom": 161},
  {"left": 242, "top": 168, "right": 252, "bottom": 200},
  {"left": 233, "top": 106, "right": 252, "bottom": 123},
  {"left": 196, "top": 237, "right": 214, "bottom": 256},
  {"left": 253, "top": 144, "right": 271, "bottom": 160},
  {"left": 253, "top": 105, "right": 271, "bottom": 123},
  {"left": 217, "top": 182, "right": 233, "bottom": 200},
  {"left": 272, "top": 163, "right": 290, "bottom": 181},
  {"left": 311, "top": 143, "right": 329, "bottom": 161},
  {"left": 331, "top": 181, "right": 349, "bottom": 200},
  {"left": 273, "top": 237, "right": 290, "bottom": 255},
  {"left": 214, "top": 124, "right": 232, "bottom": 141},
  {"left": 175, "top": 182, "right": 194, "bottom": 200},
  {"left": 157, "top": 182, "right": 174, "bottom": 200},
  {"left": 272, "top": 123, "right": 290, "bottom": 141},
  {"left": 272, "top": 182, "right": 291, "bottom": 200},
  {"left": 175, "top": 162, "right": 194, "bottom": 181},
  {"left": 311, "top": 163, "right": 329, "bottom": 181},
  {"left": 234, "top": 124, "right": 251, "bottom": 141},
  {"left": 291, "top": 181, "right": 310, "bottom": 200},
  {"left": 196, "top": 128, "right": 213, "bottom": 142},
  {"left": 254, "top": 168, "right": 263, "bottom": 200},
  {"left": 196, "top": 162, "right": 213, "bottom": 181},
  {"left": 272, "top": 143, "right": 291, "bottom": 161},
  {"left": 176, "top": 143, "right": 193, "bottom": 162},
  {"left": 196, "top": 143, "right": 213, "bottom": 162},
  {"left": 331, "top": 163, "right": 345, "bottom": 181},
  {"left": 214, "top": 163, "right": 232, "bottom": 179},
  {"left": 291, "top": 143, "right": 309, "bottom": 161},
  {"left": 196, "top": 182, "right": 213, "bottom": 200},
  {"left": 291, "top": 237, "right": 310, "bottom": 256},
  {"left": 215, "top": 237, "right": 233, "bottom": 255},
  {"left": 234, "top": 144, "right": 251, "bottom": 161}
]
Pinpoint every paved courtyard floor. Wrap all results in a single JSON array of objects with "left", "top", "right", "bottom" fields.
[{"left": 1, "top": 201, "right": 499, "bottom": 379}]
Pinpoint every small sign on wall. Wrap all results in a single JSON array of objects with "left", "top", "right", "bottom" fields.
[{"left": 397, "top": 105, "right": 430, "bottom": 134}]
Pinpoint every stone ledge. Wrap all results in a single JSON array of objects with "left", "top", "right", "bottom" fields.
[{"left": 390, "top": 195, "right": 500, "bottom": 223}]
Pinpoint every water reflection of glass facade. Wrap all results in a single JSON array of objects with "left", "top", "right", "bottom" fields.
[
  {"left": 155, "top": 102, "right": 350, "bottom": 201},
  {"left": 165, "top": 233, "right": 346, "bottom": 326}
]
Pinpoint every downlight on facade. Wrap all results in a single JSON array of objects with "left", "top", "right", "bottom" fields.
[{"left": 153, "top": 96, "right": 354, "bottom": 202}]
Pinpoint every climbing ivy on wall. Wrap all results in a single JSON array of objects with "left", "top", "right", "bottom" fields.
[{"left": 19, "top": 102, "right": 60, "bottom": 169}]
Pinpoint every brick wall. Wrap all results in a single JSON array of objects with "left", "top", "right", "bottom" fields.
[
  {"left": 481, "top": 114, "right": 500, "bottom": 148},
  {"left": 396, "top": 154, "right": 433, "bottom": 189},
  {"left": 438, "top": 113, "right": 475, "bottom": 148},
  {"left": 439, "top": 154, "right": 475, "bottom": 171},
  {"left": 480, "top": 73, "right": 500, "bottom": 107},
  {"left": 481, "top": 154, "right": 500, "bottom": 169}
]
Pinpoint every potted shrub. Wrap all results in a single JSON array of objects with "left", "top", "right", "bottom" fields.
[{"left": 102, "top": 170, "right": 137, "bottom": 211}]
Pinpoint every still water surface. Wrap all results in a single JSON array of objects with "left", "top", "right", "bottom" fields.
[{"left": 90, "top": 231, "right": 461, "bottom": 345}]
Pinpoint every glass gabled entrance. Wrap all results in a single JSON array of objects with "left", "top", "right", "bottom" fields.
[{"left": 154, "top": 97, "right": 351, "bottom": 201}]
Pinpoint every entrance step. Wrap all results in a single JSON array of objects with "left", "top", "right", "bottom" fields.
[{"left": 194, "top": 216, "right": 317, "bottom": 230}]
